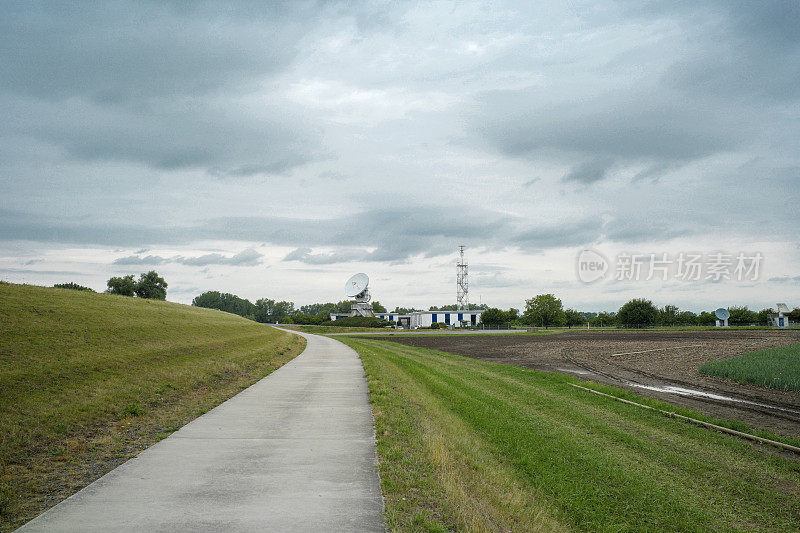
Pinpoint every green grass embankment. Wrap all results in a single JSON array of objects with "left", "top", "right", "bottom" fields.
[
  {"left": 0, "top": 283, "right": 305, "bottom": 531},
  {"left": 342, "top": 337, "right": 800, "bottom": 532},
  {"left": 700, "top": 342, "right": 800, "bottom": 391}
]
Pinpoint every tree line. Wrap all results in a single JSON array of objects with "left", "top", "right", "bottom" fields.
[
  {"left": 191, "top": 290, "right": 495, "bottom": 326},
  {"left": 479, "top": 294, "right": 800, "bottom": 328},
  {"left": 53, "top": 278, "right": 798, "bottom": 329},
  {"left": 191, "top": 291, "right": 396, "bottom": 325}
]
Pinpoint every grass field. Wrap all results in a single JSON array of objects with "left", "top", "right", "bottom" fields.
[
  {"left": 341, "top": 337, "right": 800, "bottom": 532},
  {"left": 700, "top": 342, "right": 800, "bottom": 392},
  {"left": 0, "top": 283, "right": 305, "bottom": 531}
]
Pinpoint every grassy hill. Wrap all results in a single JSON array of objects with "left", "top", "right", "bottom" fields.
[
  {"left": 0, "top": 282, "right": 305, "bottom": 531},
  {"left": 342, "top": 337, "right": 800, "bottom": 532}
]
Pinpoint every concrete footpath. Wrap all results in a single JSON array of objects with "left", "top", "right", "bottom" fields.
[{"left": 19, "top": 330, "right": 385, "bottom": 532}]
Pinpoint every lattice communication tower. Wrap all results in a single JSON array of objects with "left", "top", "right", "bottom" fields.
[{"left": 457, "top": 245, "right": 468, "bottom": 310}]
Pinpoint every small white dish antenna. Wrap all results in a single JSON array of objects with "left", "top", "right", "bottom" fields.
[
  {"left": 714, "top": 308, "right": 730, "bottom": 320},
  {"left": 777, "top": 303, "right": 790, "bottom": 314},
  {"left": 345, "top": 273, "right": 369, "bottom": 297}
]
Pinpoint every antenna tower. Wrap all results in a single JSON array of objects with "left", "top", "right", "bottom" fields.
[{"left": 457, "top": 245, "right": 469, "bottom": 310}]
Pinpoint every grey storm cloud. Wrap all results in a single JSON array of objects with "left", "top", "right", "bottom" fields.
[
  {"left": 113, "top": 255, "right": 169, "bottom": 266},
  {"left": 768, "top": 276, "right": 800, "bottom": 284},
  {"left": 562, "top": 159, "right": 615, "bottom": 185},
  {"left": 0, "top": 1, "right": 324, "bottom": 175},
  {"left": 0, "top": 2, "right": 313, "bottom": 101},
  {"left": 283, "top": 248, "right": 355, "bottom": 265},
  {"left": 113, "top": 249, "right": 263, "bottom": 267},
  {"left": 1, "top": 0, "right": 799, "bottom": 301},
  {"left": 2, "top": 202, "right": 712, "bottom": 264},
  {"left": 0, "top": 267, "right": 86, "bottom": 276},
  {"left": 177, "top": 249, "right": 263, "bottom": 267},
  {"left": 476, "top": 87, "right": 743, "bottom": 171},
  {"left": 633, "top": 1, "right": 800, "bottom": 101},
  {"left": 513, "top": 218, "right": 604, "bottom": 252},
  {"left": 471, "top": 0, "right": 799, "bottom": 183}
]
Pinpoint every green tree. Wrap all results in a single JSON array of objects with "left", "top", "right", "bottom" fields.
[
  {"left": 335, "top": 300, "right": 355, "bottom": 313},
  {"left": 589, "top": 311, "right": 615, "bottom": 327},
  {"left": 523, "top": 294, "right": 565, "bottom": 327},
  {"left": 192, "top": 291, "right": 255, "bottom": 318},
  {"left": 659, "top": 305, "right": 679, "bottom": 326},
  {"left": 254, "top": 299, "right": 295, "bottom": 323},
  {"left": 505, "top": 308, "right": 520, "bottom": 322},
  {"left": 790, "top": 308, "right": 800, "bottom": 323},
  {"left": 757, "top": 308, "right": 775, "bottom": 326},
  {"left": 134, "top": 271, "right": 168, "bottom": 300},
  {"left": 106, "top": 275, "right": 136, "bottom": 296},
  {"left": 728, "top": 306, "right": 758, "bottom": 326},
  {"left": 393, "top": 307, "right": 418, "bottom": 314},
  {"left": 616, "top": 298, "right": 658, "bottom": 328},
  {"left": 676, "top": 311, "right": 698, "bottom": 326},
  {"left": 290, "top": 312, "right": 322, "bottom": 325},
  {"left": 480, "top": 308, "right": 506, "bottom": 326},
  {"left": 564, "top": 309, "right": 585, "bottom": 328},
  {"left": 372, "top": 301, "right": 387, "bottom": 313},
  {"left": 697, "top": 311, "right": 716, "bottom": 326}
]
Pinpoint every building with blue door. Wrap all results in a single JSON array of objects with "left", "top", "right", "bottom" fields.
[{"left": 330, "top": 310, "right": 483, "bottom": 329}]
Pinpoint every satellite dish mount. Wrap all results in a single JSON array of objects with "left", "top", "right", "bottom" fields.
[
  {"left": 714, "top": 308, "right": 730, "bottom": 328},
  {"left": 345, "top": 273, "right": 374, "bottom": 317}
]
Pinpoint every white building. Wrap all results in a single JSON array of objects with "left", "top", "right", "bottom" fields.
[{"left": 330, "top": 310, "right": 483, "bottom": 329}]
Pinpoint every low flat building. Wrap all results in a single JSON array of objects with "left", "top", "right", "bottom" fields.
[{"left": 330, "top": 310, "right": 483, "bottom": 329}]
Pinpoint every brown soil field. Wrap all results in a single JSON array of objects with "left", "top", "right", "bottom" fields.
[{"left": 366, "top": 329, "right": 800, "bottom": 439}]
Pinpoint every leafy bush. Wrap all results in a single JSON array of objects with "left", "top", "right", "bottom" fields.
[
  {"left": 54, "top": 282, "right": 95, "bottom": 292},
  {"left": 320, "top": 316, "right": 391, "bottom": 328},
  {"left": 291, "top": 312, "right": 323, "bottom": 325}
]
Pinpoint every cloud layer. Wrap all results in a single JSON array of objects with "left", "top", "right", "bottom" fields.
[{"left": 1, "top": 1, "right": 798, "bottom": 310}]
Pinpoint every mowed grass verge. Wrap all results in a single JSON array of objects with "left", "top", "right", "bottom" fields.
[
  {"left": 340, "top": 337, "right": 800, "bottom": 532},
  {"left": 700, "top": 342, "right": 800, "bottom": 392},
  {"left": 0, "top": 283, "right": 305, "bottom": 531}
]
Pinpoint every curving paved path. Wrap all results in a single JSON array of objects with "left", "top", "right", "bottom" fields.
[{"left": 19, "top": 330, "right": 385, "bottom": 532}]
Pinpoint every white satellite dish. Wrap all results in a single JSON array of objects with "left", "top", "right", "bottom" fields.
[
  {"left": 345, "top": 273, "right": 369, "bottom": 297},
  {"left": 344, "top": 273, "right": 374, "bottom": 317},
  {"left": 714, "top": 308, "right": 730, "bottom": 320},
  {"left": 777, "top": 303, "right": 791, "bottom": 315}
]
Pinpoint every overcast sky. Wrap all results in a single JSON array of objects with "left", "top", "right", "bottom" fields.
[{"left": 2, "top": 1, "right": 798, "bottom": 313}]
